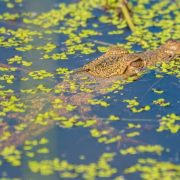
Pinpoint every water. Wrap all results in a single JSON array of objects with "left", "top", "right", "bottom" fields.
[{"left": 0, "top": 0, "right": 180, "bottom": 179}]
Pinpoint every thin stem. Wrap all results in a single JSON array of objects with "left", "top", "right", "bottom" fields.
[
  {"left": 87, "top": 39, "right": 113, "bottom": 46},
  {"left": 119, "top": 0, "right": 135, "bottom": 31}
]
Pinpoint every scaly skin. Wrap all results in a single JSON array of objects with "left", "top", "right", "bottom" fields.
[{"left": 79, "top": 39, "right": 180, "bottom": 78}]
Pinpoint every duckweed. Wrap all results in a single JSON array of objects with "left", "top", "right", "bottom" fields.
[
  {"left": 28, "top": 70, "right": 54, "bottom": 80},
  {"left": 152, "top": 88, "right": 164, "bottom": 94},
  {"left": 123, "top": 98, "right": 151, "bottom": 113},
  {"left": 125, "top": 158, "right": 180, "bottom": 180},
  {"left": 153, "top": 98, "right": 170, "bottom": 107},
  {"left": 0, "top": 0, "right": 180, "bottom": 179},
  {"left": 88, "top": 99, "right": 110, "bottom": 107},
  {"left": 28, "top": 152, "right": 117, "bottom": 179},
  {"left": 120, "top": 145, "right": 164, "bottom": 155},
  {"left": 157, "top": 113, "right": 180, "bottom": 133}
]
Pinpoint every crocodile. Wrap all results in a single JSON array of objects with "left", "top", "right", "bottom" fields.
[
  {"left": 0, "top": 40, "right": 179, "bottom": 79},
  {"left": 78, "top": 39, "right": 180, "bottom": 78},
  {"left": 0, "top": 40, "right": 180, "bottom": 151}
]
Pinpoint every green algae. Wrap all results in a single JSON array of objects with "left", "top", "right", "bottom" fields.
[
  {"left": 28, "top": 152, "right": 117, "bottom": 179},
  {"left": 0, "top": 0, "right": 180, "bottom": 179},
  {"left": 125, "top": 158, "right": 180, "bottom": 180},
  {"left": 123, "top": 97, "right": 151, "bottom": 113},
  {"left": 120, "top": 144, "right": 165, "bottom": 155},
  {"left": 157, "top": 113, "right": 180, "bottom": 133}
]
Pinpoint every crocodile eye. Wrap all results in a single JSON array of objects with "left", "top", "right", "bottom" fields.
[{"left": 130, "top": 60, "right": 143, "bottom": 68}]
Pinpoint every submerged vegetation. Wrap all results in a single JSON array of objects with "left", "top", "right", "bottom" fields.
[{"left": 0, "top": 0, "right": 180, "bottom": 179}]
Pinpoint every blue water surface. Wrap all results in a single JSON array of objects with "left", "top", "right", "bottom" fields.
[{"left": 0, "top": 0, "right": 179, "bottom": 180}]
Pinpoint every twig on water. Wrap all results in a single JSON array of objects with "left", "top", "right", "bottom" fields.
[{"left": 119, "top": 0, "right": 135, "bottom": 31}]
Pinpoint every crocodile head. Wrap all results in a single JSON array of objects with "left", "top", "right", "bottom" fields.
[{"left": 80, "top": 53, "right": 145, "bottom": 78}]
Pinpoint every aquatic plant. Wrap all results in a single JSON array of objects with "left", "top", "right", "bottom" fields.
[{"left": 0, "top": 0, "right": 180, "bottom": 179}]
